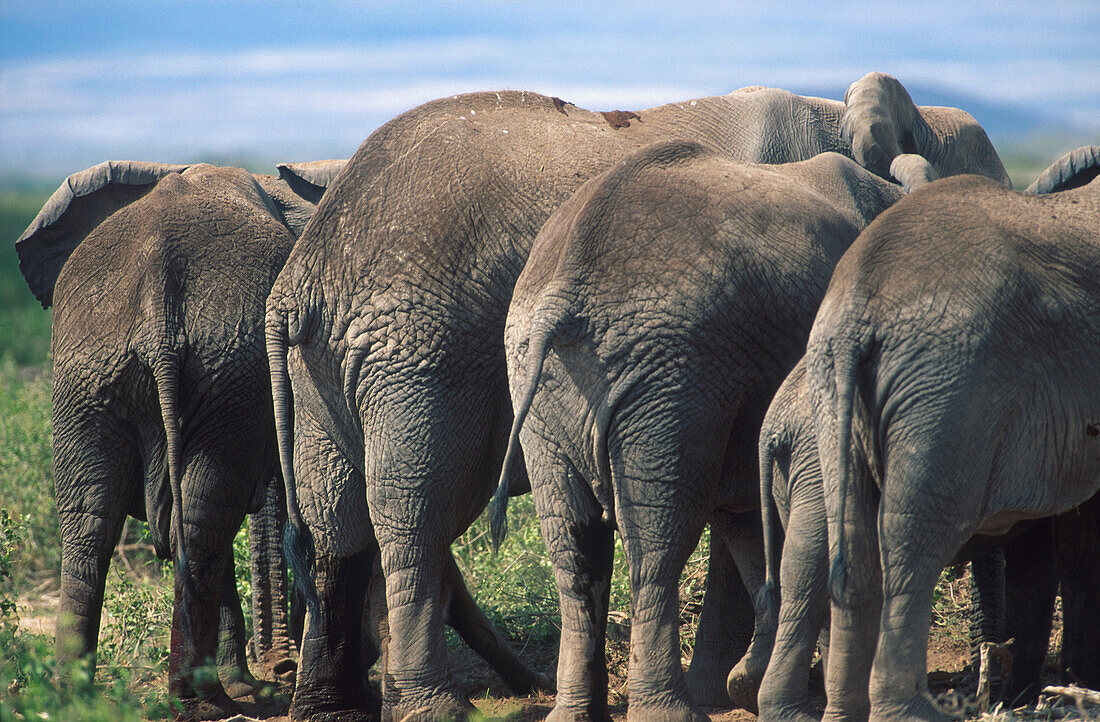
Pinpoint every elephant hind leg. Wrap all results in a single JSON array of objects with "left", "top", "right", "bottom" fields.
[
  {"left": 1001, "top": 522, "right": 1057, "bottom": 704},
  {"left": 370, "top": 496, "right": 474, "bottom": 721},
  {"left": 283, "top": 443, "right": 378, "bottom": 721},
  {"left": 53, "top": 409, "right": 138, "bottom": 666},
  {"left": 712, "top": 509, "right": 769, "bottom": 714},
  {"left": 869, "top": 502, "right": 973, "bottom": 721},
  {"left": 217, "top": 558, "right": 278, "bottom": 701},
  {"left": 168, "top": 445, "right": 264, "bottom": 720},
  {"left": 685, "top": 534, "right": 754, "bottom": 708},
  {"left": 756, "top": 486, "right": 830, "bottom": 721},
  {"left": 615, "top": 485, "right": 709, "bottom": 722}
]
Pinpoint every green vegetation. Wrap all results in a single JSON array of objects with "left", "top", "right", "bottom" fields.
[{"left": 0, "top": 191, "right": 52, "bottom": 368}]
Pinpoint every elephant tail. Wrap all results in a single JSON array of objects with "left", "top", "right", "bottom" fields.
[
  {"left": 265, "top": 302, "right": 319, "bottom": 616},
  {"left": 489, "top": 313, "right": 560, "bottom": 551},
  {"left": 825, "top": 340, "right": 860, "bottom": 608},
  {"left": 757, "top": 431, "right": 782, "bottom": 632},
  {"left": 152, "top": 350, "right": 196, "bottom": 635}
]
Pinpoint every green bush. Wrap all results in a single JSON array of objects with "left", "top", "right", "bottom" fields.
[
  {"left": 0, "top": 365, "right": 56, "bottom": 587},
  {"left": 0, "top": 507, "right": 175, "bottom": 722}
]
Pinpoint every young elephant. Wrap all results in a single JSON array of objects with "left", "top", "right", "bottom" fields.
[
  {"left": 491, "top": 141, "right": 942, "bottom": 720},
  {"left": 805, "top": 145, "right": 1100, "bottom": 721},
  {"left": 267, "top": 72, "right": 1009, "bottom": 721},
  {"left": 742, "top": 358, "right": 1098, "bottom": 721},
  {"left": 16, "top": 159, "right": 345, "bottom": 719}
]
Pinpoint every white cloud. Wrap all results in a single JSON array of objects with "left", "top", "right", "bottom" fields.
[{"left": 1, "top": 8, "right": 1096, "bottom": 179}]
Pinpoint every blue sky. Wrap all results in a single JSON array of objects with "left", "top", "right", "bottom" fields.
[{"left": 1, "top": 1, "right": 1097, "bottom": 180}]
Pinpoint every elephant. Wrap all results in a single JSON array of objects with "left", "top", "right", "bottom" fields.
[
  {"left": 801, "top": 144, "right": 1100, "bottom": 720},
  {"left": 741, "top": 356, "right": 1098, "bottom": 721},
  {"left": 490, "top": 141, "right": 948, "bottom": 720},
  {"left": 15, "top": 159, "right": 347, "bottom": 719},
  {"left": 264, "top": 71, "right": 1009, "bottom": 721}
]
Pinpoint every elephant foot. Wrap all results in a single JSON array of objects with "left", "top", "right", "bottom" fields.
[
  {"left": 758, "top": 699, "right": 822, "bottom": 722},
  {"left": 684, "top": 665, "right": 732, "bottom": 707},
  {"left": 726, "top": 656, "right": 765, "bottom": 713},
  {"left": 258, "top": 652, "right": 299, "bottom": 685},
  {"left": 172, "top": 687, "right": 242, "bottom": 722},
  {"left": 384, "top": 692, "right": 474, "bottom": 722},
  {"left": 293, "top": 711, "right": 380, "bottom": 722},
  {"left": 624, "top": 700, "right": 708, "bottom": 722},
  {"left": 290, "top": 691, "right": 382, "bottom": 722},
  {"left": 868, "top": 694, "right": 949, "bottom": 722},
  {"left": 220, "top": 665, "right": 271, "bottom": 700},
  {"left": 545, "top": 703, "right": 612, "bottom": 722}
]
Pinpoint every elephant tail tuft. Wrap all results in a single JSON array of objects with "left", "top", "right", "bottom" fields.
[{"left": 266, "top": 302, "right": 320, "bottom": 617}]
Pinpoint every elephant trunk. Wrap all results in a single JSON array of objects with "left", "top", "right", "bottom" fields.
[
  {"left": 489, "top": 311, "right": 563, "bottom": 550},
  {"left": 249, "top": 479, "right": 298, "bottom": 679},
  {"left": 889, "top": 154, "right": 939, "bottom": 193},
  {"left": 968, "top": 548, "right": 1006, "bottom": 669},
  {"left": 152, "top": 351, "right": 195, "bottom": 641},
  {"left": 265, "top": 303, "right": 319, "bottom": 616}
]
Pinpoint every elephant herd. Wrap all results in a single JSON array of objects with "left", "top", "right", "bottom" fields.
[{"left": 14, "top": 72, "right": 1100, "bottom": 721}]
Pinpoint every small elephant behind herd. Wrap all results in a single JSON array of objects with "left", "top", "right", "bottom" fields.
[{"left": 13, "top": 71, "right": 1100, "bottom": 721}]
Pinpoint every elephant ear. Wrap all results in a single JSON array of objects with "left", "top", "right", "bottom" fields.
[
  {"left": 256, "top": 159, "right": 348, "bottom": 238},
  {"left": 1024, "top": 145, "right": 1100, "bottom": 195},
  {"left": 276, "top": 159, "right": 347, "bottom": 203},
  {"left": 16, "top": 161, "right": 189, "bottom": 308},
  {"left": 889, "top": 154, "right": 939, "bottom": 193}
]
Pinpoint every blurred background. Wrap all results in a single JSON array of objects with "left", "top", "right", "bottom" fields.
[{"left": 2, "top": 1, "right": 1097, "bottom": 186}]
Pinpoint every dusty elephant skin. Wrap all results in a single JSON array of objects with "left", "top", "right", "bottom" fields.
[
  {"left": 15, "top": 159, "right": 344, "bottom": 720},
  {"left": 743, "top": 358, "right": 1098, "bottom": 722},
  {"left": 804, "top": 145, "right": 1100, "bottom": 721},
  {"left": 493, "top": 142, "right": 914, "bottom": 721},
  {"left": 265, "top": 71, "right": 1007, "bottom": 722}
]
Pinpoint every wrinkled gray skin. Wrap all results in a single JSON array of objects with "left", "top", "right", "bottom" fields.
[
  {"left": 496, "top": 143, "right": 914, "bottom": 721},
  {"left": 805, "top": 145, "right": 1100, "bottom": 721},
  {"left": 265, "top": 71, "right": 1007, "bottom": 722},
  {"left": 16, "top": 160, "right": 343, "bottom": 720},
  {"left": 744, "top": 358, "right": 1098, "bottom": 721}
]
